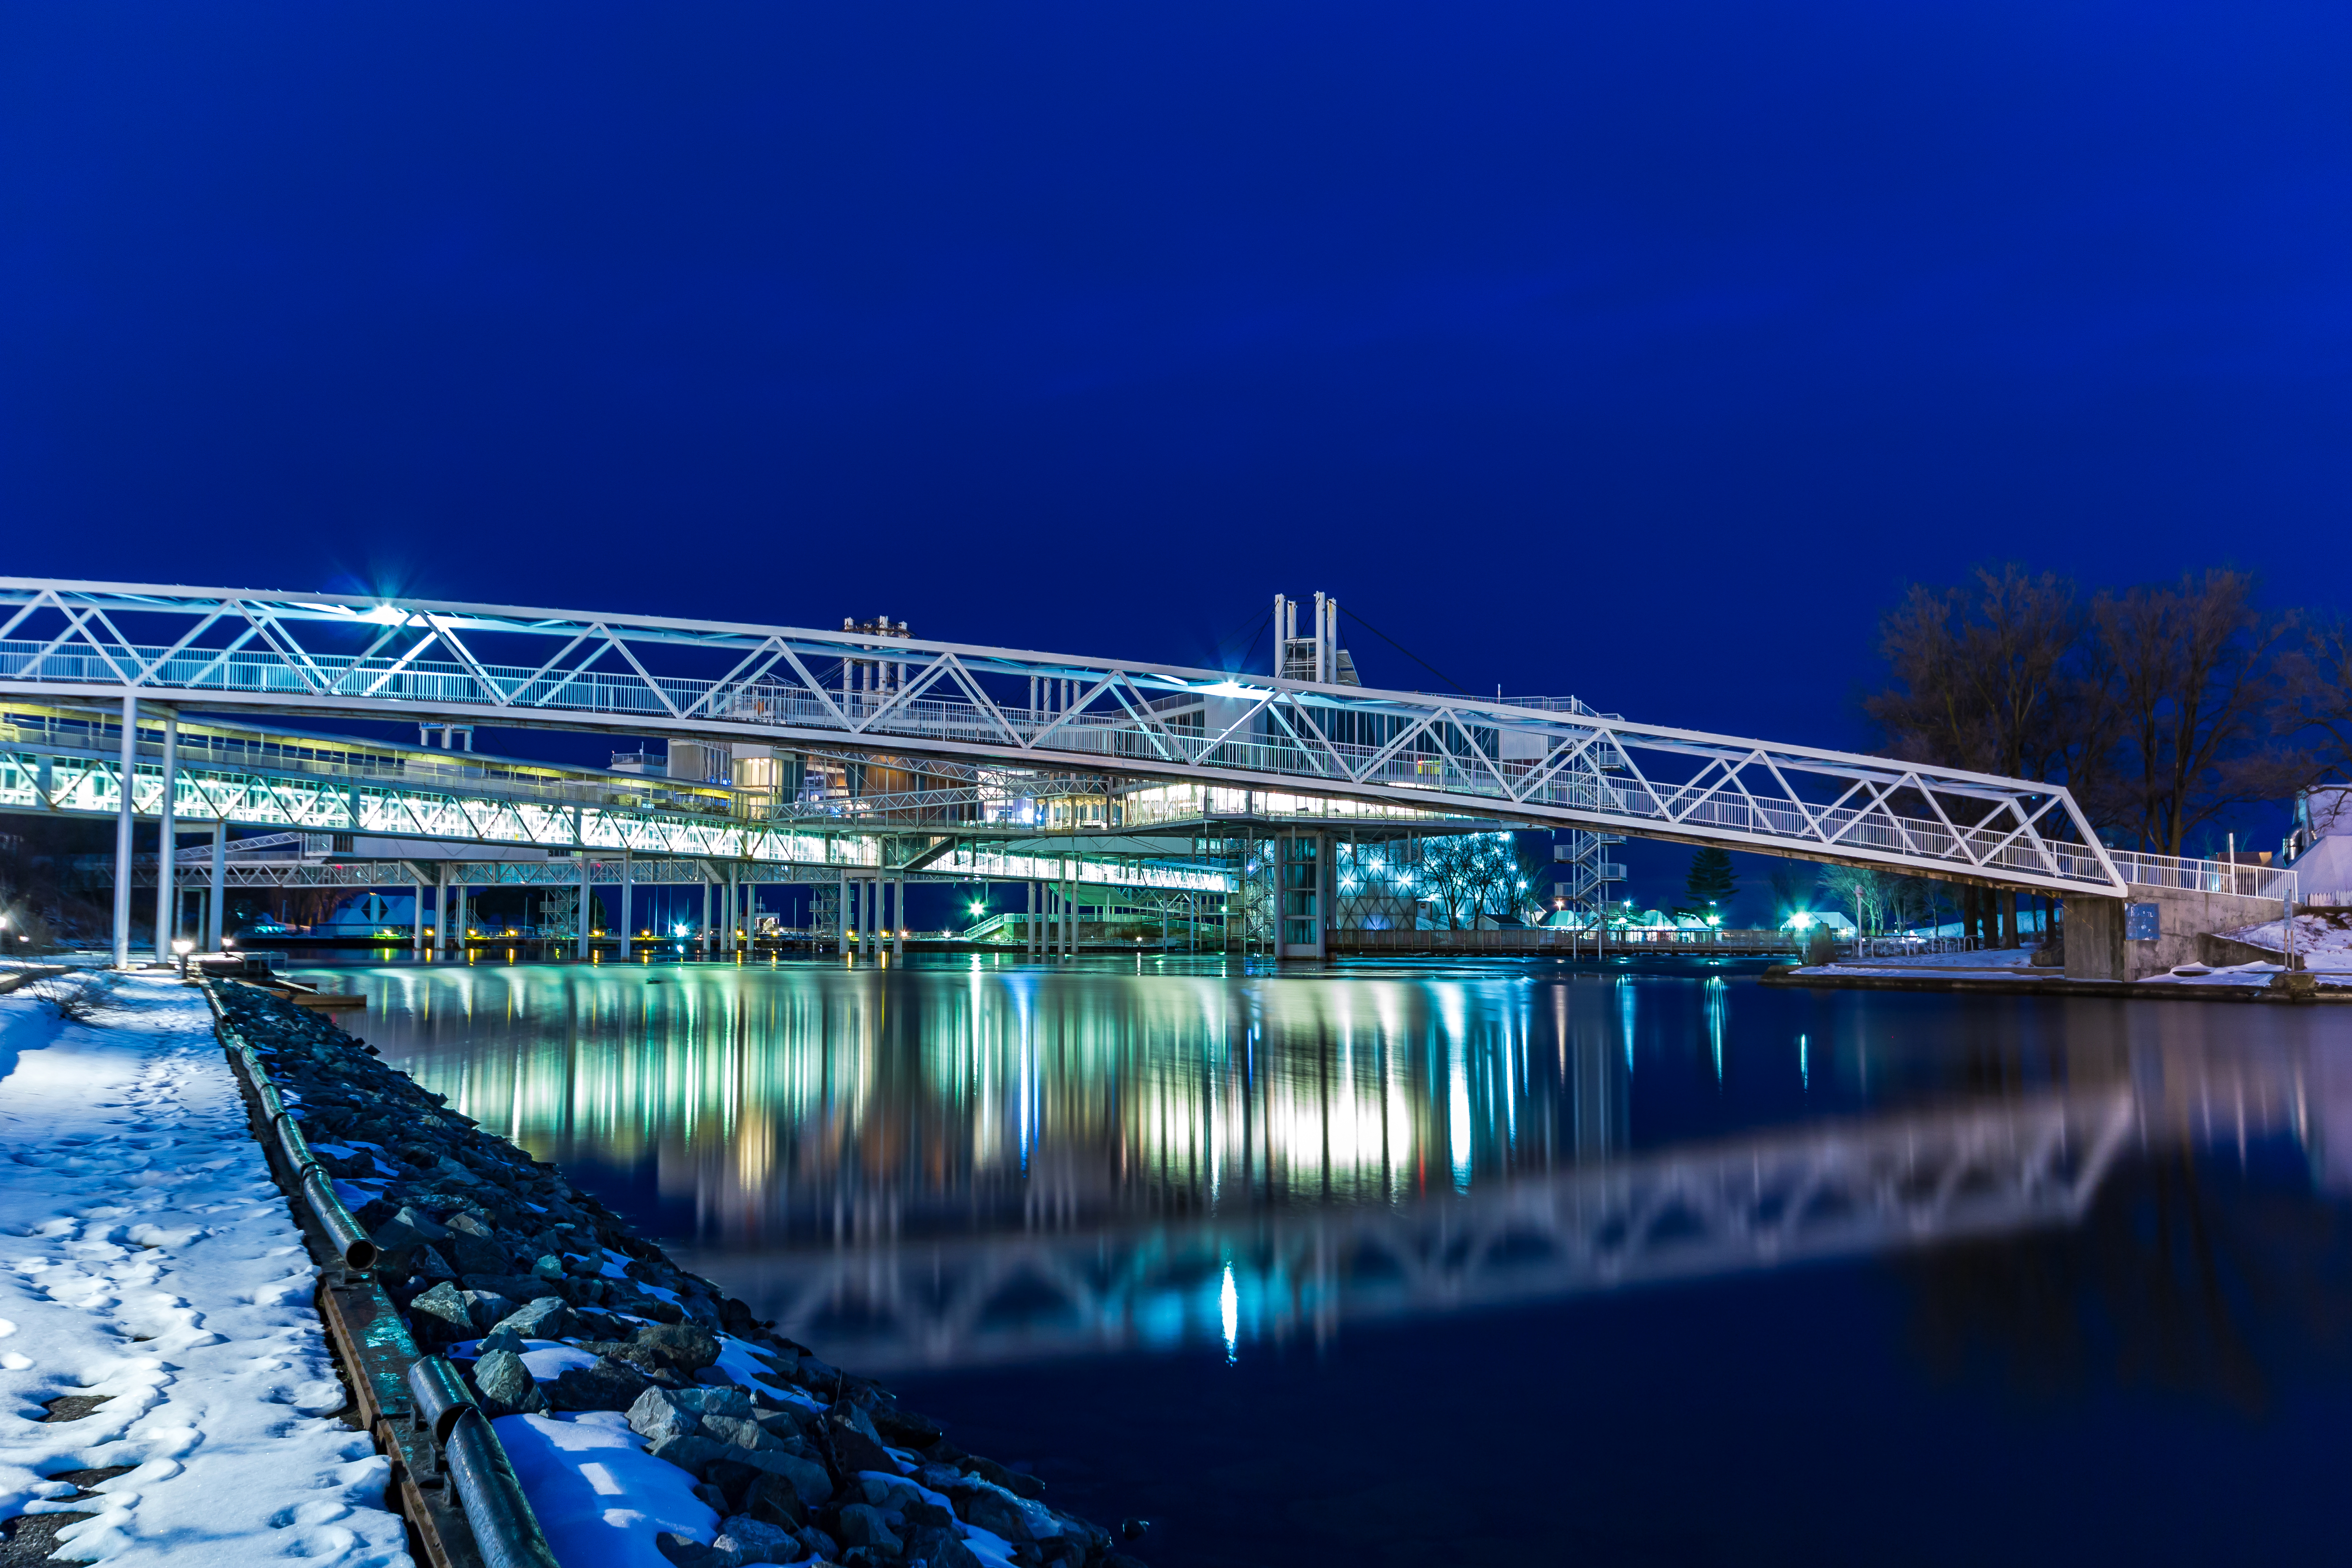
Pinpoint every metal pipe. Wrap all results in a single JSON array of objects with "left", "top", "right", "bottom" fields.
[
  {"left": 153, "top": 710, "right": 178, "bottom": 962},
  {"left": 404, "top": 1359, "right": 563, "bottom": 1568},
  {"left": 1313, "top": 593, "right": 1327, "bottom": 684}
]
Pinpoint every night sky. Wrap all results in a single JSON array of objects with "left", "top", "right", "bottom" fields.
[{"left": 5, "top": 2, "right": 2347, "bottom": 898}]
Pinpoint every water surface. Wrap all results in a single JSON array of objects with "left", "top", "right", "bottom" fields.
[{"left": 299, "top": 955, "right": 2352, "bottom": 1567}]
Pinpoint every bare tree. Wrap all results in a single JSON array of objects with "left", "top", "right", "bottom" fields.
[
  {"left": 1867, "top": 565, "right": 2078, "bottom": 780},
  {"left": 2091, "top": 570, "right": 2295, "bottom": 855},
  {"left": 2274, "top": 615, "right": 2352, "bottom": 787}
]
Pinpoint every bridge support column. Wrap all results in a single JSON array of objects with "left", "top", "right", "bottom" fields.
[
  {"left": 452, "top": 880, "right": 467, "bottom": 960},
  {"left": 152, "top": 709, "right": 177, "bottom": 963},
  {"left": 892, "top": 877, "right": 904, "bottom": 960},
  {"left": 411, "top": 865, "right": 426, "bottom": 958},
  {"left": 836, "top": 868, "right": 848, "bottom": 956},
  {"left": 111, "top": 694, "right": 138, "bottom": 969},
  {"left": 619, "top": 850, "right": 633, "bottom": 960},
  {"left": 701, "top": 876, "right": 712, "bottom": 958},
  {"left": 207, "top": 818, "right": 225, "bottom": 951},
  {"left": 574, "top": 858, "right": 590, "bottom": 960}
]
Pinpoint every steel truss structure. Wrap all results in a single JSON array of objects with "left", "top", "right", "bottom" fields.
[
  {"left": 0, "top": 718, "right": 1228, "bottom": 894},
  {"left": 0, "top": 579, "right": 2129, "bottom": 893}
]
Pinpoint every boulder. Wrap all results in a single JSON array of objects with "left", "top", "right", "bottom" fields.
[
  {"left": 546, "top": 1356, "right": 653, "bottom": 1413},
  {"left": 407, "top": 1283, "right": 473, "bottom": 1348},
  {"left": 651, "top": 1533, "right": 730, "bottom": 1568},
  {"left": 725, "top": 1448, "right": 833, "bottom": 1507},
  {"left": 833, "top": 1504, "right": 902, "bottom": 1555},
  {"left": 531, "top": 1254, "right": 567, "bottom": 1283},
  {"left": 871, "top": 1405, "right": 944, "bottom": 1450},
  {"left": 493, "top": 1296, "right": 578, "bottom": 1342},
  {"left": 699, "top": 1414, "right": 783, "bottom": 1451},
  {"left": 676, "top": 1386, "right": 756, "bottom": 1420},
  {"left": 745, "top": 1471, "right": 809, "bottom": 1530},
  {"left": 472, "top": 1350, "right": 549, "bottom": 1419},
  {"left": 970, "top": 1455, "right": 1046, "bottom": 1500},
  {"left": 648, "top": 1433, "right": 735, "bottom": 1480},
  {"left": 370, "top": 1205, "right": 450, "bottom": 1252},
  {"left": 714, "top": 1515, "right": 798, "bottom": 1564},
  {"left": 955, "top": 1487, "right": 1036, "bottom": 1543},
  {"left": 407, "top": 1245, "right": 457, "bottom": 1285},
  {"left": 627, "top": 1387, "right": 701, "bottom": 1446},
  {"left": 460, "top": 1290, "right": 519, "bottom": 1333},
  {"left": 827, "top": 1404, "right": 898, "bottom": 1475},
  {"left": 926, "top": 1533, "right": 983, "bottom": 1568},
  {"left": 629, "top": 1323, "right": 721, "bottom": 1375},
  {"left": 476, "top": 1325, "right": 526, "bottom": 1357}
]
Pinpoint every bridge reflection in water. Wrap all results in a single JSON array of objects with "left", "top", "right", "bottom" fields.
[{"left": 334, "top": 959, "right": 2340, "bottom": 1372}]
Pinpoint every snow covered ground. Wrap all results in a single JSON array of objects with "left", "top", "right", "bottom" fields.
[
  {"left": 2223, "top": 914, "right": 2352, "bottom": 973},
  {"left": 0, "top": 971, "right": 410, "bottom": 1566}
]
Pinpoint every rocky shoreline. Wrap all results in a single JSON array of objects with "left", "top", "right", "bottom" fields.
[{"left": 210, "top": 980, "right": 1145, "bottom": 1568}]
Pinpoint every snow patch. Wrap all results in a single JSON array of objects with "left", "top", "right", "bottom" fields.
[{"left": 0, "top": 972, "right": 410, "bottom": 1566}]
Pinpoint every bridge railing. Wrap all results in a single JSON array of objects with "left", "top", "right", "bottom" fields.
[{"left": 0, "top": 586, "right": 2134, "bottom": 893}]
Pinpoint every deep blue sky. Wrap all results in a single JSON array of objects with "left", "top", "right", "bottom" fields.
[{"left": 5, "top": 1, "right": 2347, "bottom": 772}]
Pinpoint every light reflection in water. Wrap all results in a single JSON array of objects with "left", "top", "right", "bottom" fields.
[{"left": 320, "top": 960, "right": 2352, "bottom": 1372}]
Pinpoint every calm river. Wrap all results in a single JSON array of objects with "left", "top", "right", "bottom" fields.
[{"left": 295, "top": 954, "right": 2352, "bottom": 1567}]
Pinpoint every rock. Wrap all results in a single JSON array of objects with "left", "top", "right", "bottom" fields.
[
  {"left": 372, "top": 1205, "right": 451, "bottom": 1251},
  {"left": 834, "top": 1504, "right": 902, "bottom": 1555},
  {"left": 955, "top": 1487, "right": 1036, "bottom": 1542},
  {"left": 970, "top": 1455, "right": 1046, "bottom": 1500},
  {"left": 1120, "top": 1518, "right": 1150, "bottom": 1541},
  {"left": 649, "top": 1434, "right": 735, "bottom": 1479},
  {"left": 546, "top": 1356, "right": 653, "bottom": 1412},
  {"left": 477, "top": 1325, "right": 525, "bottom": 1356},
  {"left": 691, "top": 1482, "right": 730, "bottom": 1516},
  {"left": 928, "top": 1534, "right": 987, "bottom": 1568},
  {"left": 714, "top": 1515, "right": 798, "bottom": 1564},
  {"left": 728, "top": 1449, "right": 833, "bottom": 1507},
  {"left": 857, "top": 1475, "right": 928, "bottom": 1513},
  {"left": 460, "top": 1290, "right": 518, "bottom": 1333},
  {"left": 677, "top": 1386, "right": 757, "bottom": 1420},
  {"left": 627, "top": 1387, "right": 702, "bottom": 1446},
  {"left": 652, "top": 1532, "right": 731, "bottom": 1568},
  {"left": 827, "top": 1404, "right": 899, "bottom": 1475},
  {"left": 472, "top": 1350, "right": 549, "bottom": 1418},
  {"left": 408, "top": 1282, "right": 473, "bottom": 1348},
  {"left": 745, "top": 1472, "right": 809, "bottom": 1530},
  {"left": 700, "top": 1414, "right": 782, "bottom": 1451},
  {"left": 630, "top": 1323, "right": 722, "bottom": 1375},
  {"left": 464, "top": 1274, "right": 551, "bottom": 1304},
  {"left": 531, "top": 1254, "right": 567, "bottom": 1282},
  {"left": 408, "top": 1245, "right": 457, "bottom": 1284},
  {"left": 494, "top": 1296, "right": 578, "bottom": 1342},
  {"left": 871, "top": 1406, "right": 944, "bottom": 1450}
]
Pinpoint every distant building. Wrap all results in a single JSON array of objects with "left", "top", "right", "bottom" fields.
[
  {"left": 1779, "top": 910, "right": 1857, "bottom": 936},
  {"left": 2287, "top": 786, "right": 2352, "bottom": 904}
]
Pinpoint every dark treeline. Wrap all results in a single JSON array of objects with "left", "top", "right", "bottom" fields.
[{"left": 1865, "top": 565, "right": 2352, "bottom": 857}]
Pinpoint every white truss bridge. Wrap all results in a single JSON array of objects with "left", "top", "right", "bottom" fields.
[{"left": 0, "top": 578, "right": 2135, "bottom": 894}]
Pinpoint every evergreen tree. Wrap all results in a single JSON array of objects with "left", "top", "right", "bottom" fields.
[{"left": 1681, "top": 847, "right": 1737, "bottom": 919}]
